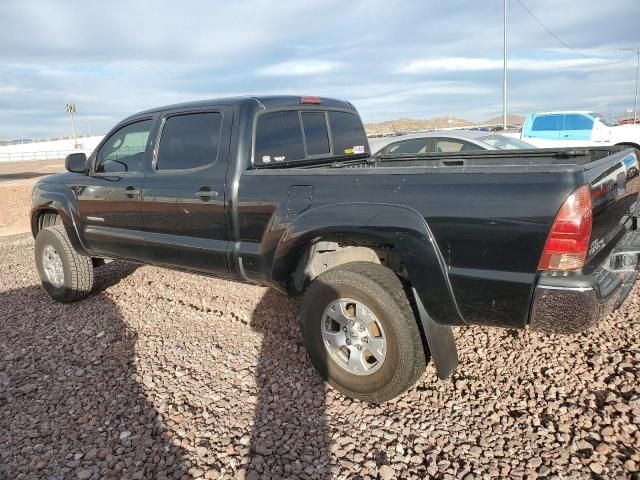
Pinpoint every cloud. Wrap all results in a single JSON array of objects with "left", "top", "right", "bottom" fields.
[
  {"left": 257, "top": 60, "right": 341, "bottom": 76},
  {"left": 0, "top": 0, "right": 638, "bottom": 139},
  {"left": 398, "top": 57, "right": 620, "bottom": 74}
]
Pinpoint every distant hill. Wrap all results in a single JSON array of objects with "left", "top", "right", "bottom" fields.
[
  {"left": 482, "top": 114, "right": 524, "bottom": 126},
  {"left": 365, "top": 117, "right": 472, "bottom": 135},
  {"left": 365, "top": 114, "right": 524, "bottom": 135}
]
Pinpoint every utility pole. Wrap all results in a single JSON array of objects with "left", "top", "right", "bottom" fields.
[
  {"left": 635, "top": 49, "right": 639, "bottom": 124},
  {"left": 64, "top": 103, "right": 78, "bottom": 148},
  {"left": 620, "top": 49, "right": 640, "bottom": 124},
  {"left": 503, "top": 0, "right": 508, "bottom": 130}
]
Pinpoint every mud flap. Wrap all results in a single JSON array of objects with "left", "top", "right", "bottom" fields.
[{"left": 411, "top": 287, "right": 458, "bottom": 379}]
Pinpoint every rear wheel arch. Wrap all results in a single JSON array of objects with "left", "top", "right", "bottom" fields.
[
  {"left": 271, "top": 203, "right": 465, "bottom": 326},
  {"left": 615, "top": 142, "right": 640, "bottom": 151},
  {"left": 287, "top": 235, "right": 402, "bottom": 296}
]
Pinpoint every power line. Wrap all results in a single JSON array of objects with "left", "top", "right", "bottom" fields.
[
  {"left": 516, "top": 0, "right": 631, "bottom": 66},
  {"left": 517, "top": 0, "right": 590, "bottom": 58}
]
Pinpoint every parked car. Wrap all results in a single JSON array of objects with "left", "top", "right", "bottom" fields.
[
  {"left": 31, "top": 95, "right": 640, "bottom": 403},
  {"left": 516, "top": 111, "right": 640, "bottom": 151},
  {"left": 369, "top": 130, "right": 536, "bottom": 156}
]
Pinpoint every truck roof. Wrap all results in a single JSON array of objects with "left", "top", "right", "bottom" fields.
[{"left": 128, "top": 95, "right": 357, "bottom": 119}]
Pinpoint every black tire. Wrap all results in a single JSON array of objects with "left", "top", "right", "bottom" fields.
[
  {"left": 300, "top": 262, "right": 427, "bottom": 403},
  {"left": 34, "top": 225, "right": 94, "bottom": 302}
]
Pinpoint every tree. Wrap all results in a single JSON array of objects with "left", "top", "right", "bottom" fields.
[{"left": 64, "top": 103, "right": 79, "bottom": 148}]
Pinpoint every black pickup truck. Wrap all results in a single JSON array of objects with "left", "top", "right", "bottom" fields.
[{"left": 31, "top": 95, "right": 640, "bottom": 402}]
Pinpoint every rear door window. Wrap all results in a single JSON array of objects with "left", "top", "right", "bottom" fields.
[
  {"left": 254, "top": 111, "right": 305, "bottom": 164},
  {"left": 563, "top": 114, "right": 594, "bottom": 131},
  {"left": 301, "top": 112, "right": 330, "bottom": 156},
  {"left": 329, "top": 111, "right": 368, "bottom": 156},
  {"left": 156, "top": 112, "right": 223, "bottom": 171}
]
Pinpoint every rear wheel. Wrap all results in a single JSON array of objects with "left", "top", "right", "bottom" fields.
[
  {"left": 300, "top": 262, "right": 427, "bottom": 403},
  {"left": 35, "top": 225, "right": 94, "bottom": 302}
]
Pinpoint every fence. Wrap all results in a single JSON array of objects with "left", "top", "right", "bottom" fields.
[{"left": 0, "top": 149, "right": 93, "bottom": 163}]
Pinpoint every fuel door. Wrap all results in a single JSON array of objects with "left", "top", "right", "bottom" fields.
[{"left": 286, "top": 185, "right": 313, "bottom": 220}]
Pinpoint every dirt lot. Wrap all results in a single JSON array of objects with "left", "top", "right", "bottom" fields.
[
  {"left": 0, "top": 173, "right": 639, "bottom": 479},
  {"left": 0, "top": 159, "right": 64, "bottom": 236}
]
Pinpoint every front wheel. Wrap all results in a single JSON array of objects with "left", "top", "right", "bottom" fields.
[
  {"left": 35, "top": 225, "right": 94, "bottom": 302},
  {"left": 300, "top": 262, "right": 427, "bottom": 403}
]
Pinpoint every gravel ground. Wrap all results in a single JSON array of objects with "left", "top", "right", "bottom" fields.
[{"left": 0, "top": 235, "right": 639, "bottom": 480}]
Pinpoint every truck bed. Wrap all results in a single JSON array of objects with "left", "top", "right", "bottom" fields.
[
  {"left": 291, "top": 146, "right": 628, "bottom": 171},
  {"left": 242, "top": 146, "right": 638, "bottom": 329}
]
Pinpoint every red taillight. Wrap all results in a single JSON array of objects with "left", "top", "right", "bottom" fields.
[
  {"left": 300, "top": 96, "right": 321, "bottom": 104},
  {"left": 538, "top": 185, "right": 592, "bottom": 271}
]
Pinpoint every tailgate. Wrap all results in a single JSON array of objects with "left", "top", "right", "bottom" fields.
[{"left": 584, "top": 148, "right": 640, "bottom": 268}]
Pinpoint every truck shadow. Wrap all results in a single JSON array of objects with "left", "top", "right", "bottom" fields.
[
  {"left": 0, "top": 261, "right": 192, "bottom": 479},
  {"left": 247, "top": 289, "right": 333, "bottom": 479},
  {"left": 0, "top": 172, "right": 50, "bottom": 182}
]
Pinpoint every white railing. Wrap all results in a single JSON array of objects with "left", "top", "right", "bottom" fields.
[{"left": 0, "top": 149, "right": 93, "bottom": 163}]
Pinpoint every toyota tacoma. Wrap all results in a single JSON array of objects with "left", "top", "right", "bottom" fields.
[{"left": 31, "top": 96, "right": 640, "bottom": 402}]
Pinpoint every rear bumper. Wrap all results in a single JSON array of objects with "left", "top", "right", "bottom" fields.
[{"left": 529, "top": 231, "right": 640, "bottom": 334}]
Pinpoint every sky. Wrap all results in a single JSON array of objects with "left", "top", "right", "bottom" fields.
[{"left": 0, "top": 0, "right": 639, "bottom": 140}]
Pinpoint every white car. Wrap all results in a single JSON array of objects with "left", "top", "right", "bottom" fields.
[
  {"left": 513, "top": 111, "right": 640, "bottom": 150},
  {"left": 369, "top": 130, "right": 536, "bottom": 156}
]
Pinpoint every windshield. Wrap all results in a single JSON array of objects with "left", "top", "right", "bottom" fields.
[
  {"left": 589, "top": 113, "right": 619, "bottom": 127},
  {"left": 477, "top": 134, "right": 535, "bottom": 150}
]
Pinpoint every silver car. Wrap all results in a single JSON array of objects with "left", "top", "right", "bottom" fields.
[{"left": 369, "top": 130, "right": 536, "bottom": 156}]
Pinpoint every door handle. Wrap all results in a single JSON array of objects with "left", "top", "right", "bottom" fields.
[
  {"left": 195, "top": 188, "right": 218, "bottom": 199},
  {"left": 125, "top": 186, "right": 140, "bottom": 196}
]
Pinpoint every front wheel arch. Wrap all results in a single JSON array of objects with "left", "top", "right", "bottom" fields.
[
  {"left": 32, "top": 204, "right": 89, "bottom": 256},
  {"left": 34, "top": 210, "right": 61, "bottom": 233}
]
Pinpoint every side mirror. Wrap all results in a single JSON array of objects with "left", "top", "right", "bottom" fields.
[{"left": 65, "top": 152, "right": 87, "bottom": 173}]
